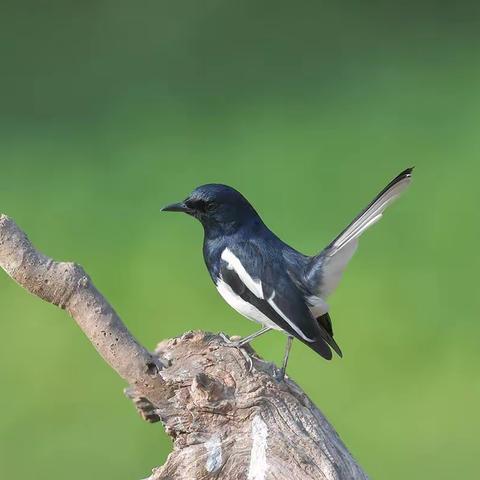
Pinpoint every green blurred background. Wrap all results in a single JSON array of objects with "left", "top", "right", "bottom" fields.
[{"left": 1, "top": 1, "right": 479, "bottom": 478}]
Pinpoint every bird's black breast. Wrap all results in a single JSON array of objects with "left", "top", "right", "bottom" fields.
[{"left": 202, "top": 236, "right": 226, "bottom": 283}]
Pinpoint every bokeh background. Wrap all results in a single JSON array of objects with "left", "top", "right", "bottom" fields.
[{"left": 1, "top": 1, "right": 479, "bottom": 478}]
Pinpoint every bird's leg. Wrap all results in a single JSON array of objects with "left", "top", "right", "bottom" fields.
[
  {"left": 219, "top": 326, "right": 271, "bottom": 347},
  {"left": 237, "top": 326, "right": 272, "bottom": 346},
  {"left": 276, "top": 335, "right": 294, "bottom": 381}
]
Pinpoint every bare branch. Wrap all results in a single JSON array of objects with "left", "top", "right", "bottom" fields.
[{"left": 0, "top": 214, "right": 164, "bottom": 391}]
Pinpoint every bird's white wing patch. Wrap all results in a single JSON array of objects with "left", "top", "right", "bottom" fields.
[
  {"left": 221, "top": 248, "right": 264, "bottom": 298},
  {"left": 216, "top": 279, "right": 282, "bottom": 331},
  {"left": 267, "top": 292, "right": 314, "bottom": 342},
  {"left": 219, "top": 248, "right": 317, "bottom": 341}
]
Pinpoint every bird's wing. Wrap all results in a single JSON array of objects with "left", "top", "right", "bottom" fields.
[
  {"left": 218, "top": 244, "right": 339, "bottom": 358},
  {"left": 305, "top": 168, "right": 413, "bottom": 297}
]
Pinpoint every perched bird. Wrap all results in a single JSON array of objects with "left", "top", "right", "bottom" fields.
[{"left": 162, "top": 168, "right": 413, "bottom": 379}]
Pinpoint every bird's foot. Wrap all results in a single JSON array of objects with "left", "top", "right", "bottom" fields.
[
  {"left": 218, "top": 332, "right": 241, "bottom": 347},
  {"left": 218, "top": 333, "right": 253, "bottom": 373},
  {"left": 274, "top": 367, "right": 287, "bottom": 382}
]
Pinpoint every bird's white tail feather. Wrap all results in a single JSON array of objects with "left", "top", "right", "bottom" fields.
[
  {"left": 306, "top": 168, "right": 413, "bottom": 299},
  {"left": 328, "top": 168, "right": 413, "bottom": 256}
]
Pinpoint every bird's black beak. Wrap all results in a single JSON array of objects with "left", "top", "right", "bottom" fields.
[{"left": 161, "top": 201, "right": 191, "bottom": 213}]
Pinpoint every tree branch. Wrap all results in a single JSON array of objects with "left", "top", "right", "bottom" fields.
[
  {"left": 0, "top": 214, "right": 368, "bottom": 480},
  {"left": 0, "top": 215, "right": 164, "bottom": 392}
]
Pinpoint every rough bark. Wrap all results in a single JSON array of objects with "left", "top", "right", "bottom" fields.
[{"left": 0, "top": 214, "right": 368, "bottom": 480}]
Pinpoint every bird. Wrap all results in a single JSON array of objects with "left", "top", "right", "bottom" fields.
[{"left": 161, "top": 168, "right": 413, "bottom": 379}]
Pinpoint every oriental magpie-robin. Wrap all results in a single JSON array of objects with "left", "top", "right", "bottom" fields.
[{"left": 162, "top": 168, "right": 412, "bottom": 379}]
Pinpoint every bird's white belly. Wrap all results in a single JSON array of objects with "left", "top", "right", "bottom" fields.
[{"left": 216, "top": 279, "right": 282, "bottom": 331}]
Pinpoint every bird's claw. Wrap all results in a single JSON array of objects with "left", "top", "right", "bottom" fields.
[
  {"left": 218, "top": 333, "right": 253, "bottom": 373},
  {"left": 219, "top": 332, "right": 240, "bottom": 347},
  {"left": 243, "top": 353, "right": 254, "bottom": 373}
]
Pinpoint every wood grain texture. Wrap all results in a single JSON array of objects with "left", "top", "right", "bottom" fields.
[{"left": 0, "top": 214, "right": 368, "bottom": 480}]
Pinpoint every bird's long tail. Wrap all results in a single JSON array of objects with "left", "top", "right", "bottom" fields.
[
  {"left": 304, "top": 168, "right": 413, "bottom": 299},
  {"left": 327, "top": 167, "right": 413, "bottom": 256}
]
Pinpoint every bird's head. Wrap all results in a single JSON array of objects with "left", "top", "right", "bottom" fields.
[{"left": 161, "top": 184, "right": 259, "bottom": 235}]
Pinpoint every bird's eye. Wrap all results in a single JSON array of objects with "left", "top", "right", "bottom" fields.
[{"left": 205, "top": 201, "right": 216, "bottom": 212}]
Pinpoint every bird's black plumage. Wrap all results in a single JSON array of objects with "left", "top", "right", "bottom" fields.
[
  {"left": 162, "top": 169, "right": 412, "bottom": 375},
  {"left": 208, "top": 238, "right": 338, "bottom": 359}
]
